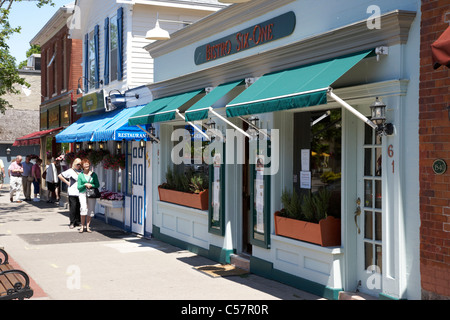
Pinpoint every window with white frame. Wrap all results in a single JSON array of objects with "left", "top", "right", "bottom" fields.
[
  {"left": 88, "top": 30, "right": 96, "bottom": 90},
  {"left": 110, "top": 14, "right": 118, "bottom": 82}
]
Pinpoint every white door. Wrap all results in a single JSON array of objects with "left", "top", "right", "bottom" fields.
[
  {"left": 355, "top": 122, "right": 384, "bottom": 296},
  {"left": 131, "top": 142, "right": 145, "bottom": 235}
]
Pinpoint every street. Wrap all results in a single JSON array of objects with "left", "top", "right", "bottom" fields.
[{"left": 0, "top": 187, "right": 322, "bottom": 301}]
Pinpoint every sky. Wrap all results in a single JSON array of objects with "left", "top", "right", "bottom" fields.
[{"left": 7, "top": 0, "right": 72, "bottom": 66}]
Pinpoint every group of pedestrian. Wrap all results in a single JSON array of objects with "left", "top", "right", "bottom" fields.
[
  {"left": 58, "top": 158, "right": 100, "bottom": 233},
  {"left": 4, "top": 154, "right": 99, "bottom": 233},
  {"left": 7, "top": 155, "right": 42, "bottom": 202}
]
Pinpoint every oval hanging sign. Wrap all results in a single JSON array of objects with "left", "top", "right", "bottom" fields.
[{"left": 194, "top": 11, "right": 296, "bottom": 65}]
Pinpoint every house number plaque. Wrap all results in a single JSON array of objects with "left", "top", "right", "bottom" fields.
[{"left": 432, "top": 159, "right": 447, "bottom": 175}]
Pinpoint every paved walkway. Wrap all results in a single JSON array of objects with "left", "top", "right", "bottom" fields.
[{"left": 0, "top": 187, "right": 322, "bottom": 301}]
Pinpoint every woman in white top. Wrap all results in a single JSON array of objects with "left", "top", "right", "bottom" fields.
[
  {"left": 58, "top": 158, "right": 82, "bottom": 229},
  {"left": 45, "top": 157, "right": 59, "bottom": 203}
]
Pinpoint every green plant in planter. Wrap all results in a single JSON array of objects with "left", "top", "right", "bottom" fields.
[
  {"left": 280, "top": 189, "right": 304, "bottom": 220},
  {"left": 189, "top": 174, "right": 208, "bottom": 194},
  {"left": 280, "top": 188, "right": 331, "bottom": 223},
  {"left": 162, "top": 168, "right": 208, "bottom": 194},
  {"left": 301, "top": 188, "right": 331, "bottom": 223}
]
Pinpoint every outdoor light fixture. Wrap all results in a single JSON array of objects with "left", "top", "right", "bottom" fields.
[
  {"left": 369, "top": 97, "right": 394, "bottom": 136},
  {"left": 77, "top": 76, "right": 103, "bottom": 94},
  {"left": 75, "top": 143, "right": 81, "bottom": 150},
  {"left": 247, "top": 116, "right": 260, "bottom": 139},
  {"left": 139, "top": 140, "right": 145, "bottom": 148},
  {"left": 116, "top": 141, "right": 122, "bottom": 152},
  {"left": 88, "top": 142, "right": 93, "bottom": 150},
  {"left": 6, "top": 148, "right": 11, "bottom": 155},
  {"left": 106, "top": 90, "right": 139, "bottom": 111},
  {"left": 99, "top": 142, "right": 105, "bottom": 150},
  {"left": 205, "top": 118, "right": 216, "bottom": 140},
  {"left": 145, "top": 13, "right": 192, "bottom": 41}
]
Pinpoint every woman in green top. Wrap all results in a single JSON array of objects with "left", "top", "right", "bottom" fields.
[{"left": 77, "top": 159, "right": 100, "bottom": 233}]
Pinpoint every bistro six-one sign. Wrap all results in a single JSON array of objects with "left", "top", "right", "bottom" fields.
[{"left": 194, "top": 11, "right": 296, "bottom": 65}]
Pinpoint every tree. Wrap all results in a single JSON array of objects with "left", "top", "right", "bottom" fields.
[
  {"left": 0, "top": 0, "right": 54, "bottom": 114},
  {"left": 18, "top": 44, "right": 41, "bottom": 69}
]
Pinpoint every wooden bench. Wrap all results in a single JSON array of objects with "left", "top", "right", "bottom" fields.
[{"left": 0, "top": 249, "right": 34, "bottom": 300}]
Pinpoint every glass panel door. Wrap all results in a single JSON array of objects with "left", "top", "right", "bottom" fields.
[{"left": 357, "top": 122, "right": 383, "bottom": 296}]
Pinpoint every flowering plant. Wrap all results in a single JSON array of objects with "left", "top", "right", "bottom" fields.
[
  {"left": 102, "top": 153, "right": 125, "bottom": 171},
  {"left": 100, "top": 190, "right": 124, "bottom": 201}
]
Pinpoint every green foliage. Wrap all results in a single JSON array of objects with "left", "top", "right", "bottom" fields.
[
  {"left": 280, "top": 189, "right": 303, "bottom": 220},
  {"left": 301, "top": 188, "right": 331, "bottom": 223},
  {"left": 320, "top": 171, "right": 341, "bottom": 183},
  {"left": 162, "top": 168, "right": 209, "bottom": 194},
  {"left": 280, "top": 188, "right": 331, "bottom": 223}
]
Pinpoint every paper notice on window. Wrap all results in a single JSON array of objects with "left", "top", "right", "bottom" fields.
[
  {"left": 301, "top": 149, "right": 310, "bottom": 171},
  {"left": 300, "top": 171, "right": 311, "bottom": 189},
  {"left": 255, "top": 179, "right": 264, "bottom": 233},
  {"left": 213, "top": 181, "right": 220, "bottom": 221}
]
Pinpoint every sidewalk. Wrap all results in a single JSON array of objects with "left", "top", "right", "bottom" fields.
[{"left": 0, "top": 187, "right": 323, "bottom": 300}]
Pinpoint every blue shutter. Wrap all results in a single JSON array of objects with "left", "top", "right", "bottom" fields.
[
  {"left": 94, "top": 24, "right": 100, "bottom": 89},
  {"left": 84, "top": 33, "right": 89, "bottom": 93},
  {"left": 117, "top": 7, "right": 124, "bottom": 81},
  {"left": 104, "top": 17, "right": 110, "bottom": 86}
]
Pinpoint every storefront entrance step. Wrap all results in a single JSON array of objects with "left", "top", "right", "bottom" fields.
[
  {"left": 230, "top": 254, "right": 250, "bottom": 271},
  {"left": 338, "top": 291, "right": 377, "bottom": 300}
]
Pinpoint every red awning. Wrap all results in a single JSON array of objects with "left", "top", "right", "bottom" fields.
[
  {"left": 431, "top": 26, "right": 450, "bottom": 69},
  {"left": 13, "top": 127, "right": 64, "bottom": 147}
]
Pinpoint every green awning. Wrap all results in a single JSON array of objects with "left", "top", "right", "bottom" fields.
[
  {"left": 226, "top": 50, "right": 373, "bottom": 118},
  {"left": 184, "top": 80, "right": 244, "bottom": 122},
  {"left": 128, "top": 89, "right": 203, "bottom": 126}
]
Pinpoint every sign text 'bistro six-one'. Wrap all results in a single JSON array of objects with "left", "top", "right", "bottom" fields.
[{"left": 194, "top": 11, "right": 296, "bottom": 65}]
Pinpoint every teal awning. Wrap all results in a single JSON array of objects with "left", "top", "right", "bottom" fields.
[
  {"left": 226, "top": 50, "right": 373, "bottom": 118},
  {"left": 184, "top": 80, "right": 244, "bottom": 122},
  {"left": 128, "top": 89, "right": 203, "bottom": 126}
]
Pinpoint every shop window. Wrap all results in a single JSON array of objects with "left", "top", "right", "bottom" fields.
[
  {"left": 292, "top": 109, "right": 342, "bottom": 218},
  {"left": 60, "top": 105, "right": 70, "bottom": 127}
]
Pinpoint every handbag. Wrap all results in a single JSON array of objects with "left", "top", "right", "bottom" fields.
[
  {"left": 84, "top": 173, "right": 100, "bottom": 198},
  {"left": 86, "top": 187, "right": 101, "bottom": 198}
]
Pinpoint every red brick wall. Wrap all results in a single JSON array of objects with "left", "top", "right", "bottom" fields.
[{"left": 419, "top": 1, "right": 450, "bottom": 299}]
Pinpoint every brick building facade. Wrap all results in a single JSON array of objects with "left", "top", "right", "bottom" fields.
[
  {"left": 30, "top": 3, "right": 82, "bottom": 164},
  {"left": 419, "top": 1, "right": 450, "bottom": 299}
]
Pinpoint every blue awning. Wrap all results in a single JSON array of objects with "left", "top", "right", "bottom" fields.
[
  {"left": 92, "top": 105, "right": 148, "bottom": 141},
  {"left": 55, "top": 109, "right": 122, "bottom": 143}
]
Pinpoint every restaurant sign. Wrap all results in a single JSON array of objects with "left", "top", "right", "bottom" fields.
[{"left": 194, "top": 11, "right": 296, "bottom": 65}]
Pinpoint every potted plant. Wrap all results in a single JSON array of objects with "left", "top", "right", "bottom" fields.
[
  {"left": 158, "top": 168, "right": 209, "bottom": 210},
  {"left": 274, "top": 188, "right": 341, "bottom": 247}
]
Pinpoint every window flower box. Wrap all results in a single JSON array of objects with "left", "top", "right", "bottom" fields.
[
  {"left": 158, "top": 186, "right": 209, "bottom": 211},
  {"left": 98, "top": 198, "right": 124, "bottom": 208},
  {"left": 274, "top": 211, "right": 341, "bottom": 247}
]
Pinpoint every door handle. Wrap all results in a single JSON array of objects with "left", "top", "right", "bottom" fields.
[{"left": 355, "top": 197, "right": 361, "bottom": 234}]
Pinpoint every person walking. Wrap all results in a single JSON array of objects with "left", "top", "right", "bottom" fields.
[
  {"left": 0, "top": 158, "right": 5, "bottom": 190},
  {"left": 8, "top": 156, "right": 23, "bottom": 203},
  {"left": 21, "top": 155, "right": 33, "bottom": 201},
  {"left": 77, "top": 159, "right": 99, "bottom": 233},
  {"left": 58, "top": 158, "right": 82, "bottom": 229},
  {"left": 44, "top": 157, "right": 59, "bottom": 203},
  {"left": 31, "top": 158, "right": 42, "bottom": 202}
]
